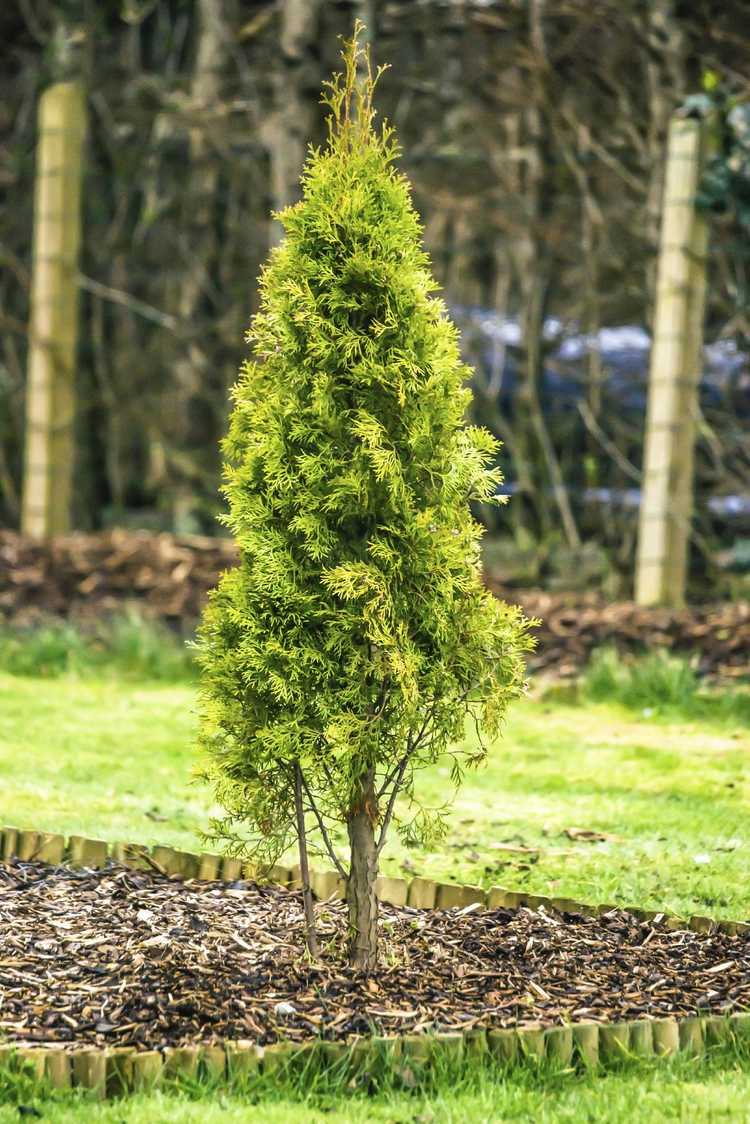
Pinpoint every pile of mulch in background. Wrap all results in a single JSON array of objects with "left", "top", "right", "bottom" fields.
[
  {"left": 0, "top": 859, "right": 748, "bottom": 1051},
  {"left": 494, "top": 587, "right": 750, "bottom": 681},
  {"left": 1, "top": 529, "right": 748, "bottom": 680},
  {"left": 0, "top": 529, "right": 236, "bottom": 625}
]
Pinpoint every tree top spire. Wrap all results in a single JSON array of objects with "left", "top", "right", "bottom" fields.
[{"left": 322, "top": 20, "right": 391, "bottom": 151}]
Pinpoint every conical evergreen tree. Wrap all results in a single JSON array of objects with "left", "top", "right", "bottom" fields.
[{"left": 197, "top": 27, "right": 532, "bottom": 969}]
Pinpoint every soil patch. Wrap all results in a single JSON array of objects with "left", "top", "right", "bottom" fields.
[{"left": 1, "top": 860, "right": 748, "bottom": 1051}]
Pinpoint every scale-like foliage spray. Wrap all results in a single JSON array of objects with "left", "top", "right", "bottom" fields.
[{"left": 198, "top": 27, "right": 533, "bottom": 969}]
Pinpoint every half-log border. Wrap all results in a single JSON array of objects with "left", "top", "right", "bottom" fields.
[{"left": 1, "top": 822, "right": 748, "bottom": 1099}]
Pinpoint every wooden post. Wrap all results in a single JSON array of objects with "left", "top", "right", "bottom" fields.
[
  {"left": 635, "top": 112, "right": 713, "bottom": 607},
  {"left": 21, "top": 80, "right": 85, "bottom": 539}
]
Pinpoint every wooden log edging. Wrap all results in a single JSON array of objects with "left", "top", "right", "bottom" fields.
[
  {"left": 2, "top": 1014, "right": 750, "bottom": 1096},
  {"left": 2, "top": 822, "right": 748, "bottom": 938},
  {"left": 1, "top": 822, "right": 749, "bottom": 1099}
]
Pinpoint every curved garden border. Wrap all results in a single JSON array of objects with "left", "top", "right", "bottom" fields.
[{"left": 1, "top": 823, "right": 748, "bottom": 1098}]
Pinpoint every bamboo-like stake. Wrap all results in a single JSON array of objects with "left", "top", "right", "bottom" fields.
[
  {"left": 22, "top": 81, "right": 85, "bottom": 538},
  {"left": 635, "top": 112, "right": 713, "bottom": 607}
]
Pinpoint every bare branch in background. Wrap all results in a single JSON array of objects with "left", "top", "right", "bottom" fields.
[
  {"left": 78, "top": 275, "right": 179, "bottom": 332},
  {"left": 578, "top": 400, "right": 641, "bottom": 482}
]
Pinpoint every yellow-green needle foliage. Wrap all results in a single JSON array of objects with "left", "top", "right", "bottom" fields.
[{"left": 197, "top": 27, "right": 532, "bottom": 968}]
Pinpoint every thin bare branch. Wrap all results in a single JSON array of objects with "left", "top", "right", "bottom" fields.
[
  {"left": 376, "top": 749, "right": 411, "bottom": 854},
  {"left": 577, "top": 399, "right": 642, "bottom": 482},
  {"left": 299, "top": 770, "right": 347, "bottom": 879},
  {"left": 293, "top": 761, "right": 320, "bottom": 959},
  {"left": 78, "top": 274, "right": 179, "bottom": 332}
]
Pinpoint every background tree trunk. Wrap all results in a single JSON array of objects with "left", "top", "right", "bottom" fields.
[
  {"left": 22, "top": 79, "right": 85, "bottom": 538},
  {"left": 346, "top": 769, "right": 378, "bottom": 970},
  {"left": 636, "top": 113, "right": 712, "bottom": 607},
  {"left": 267, "top": 0, "right": 320, "bottom": 246},
  {"left": 170, "top": 0, "right": 228, "bottom": 531}
]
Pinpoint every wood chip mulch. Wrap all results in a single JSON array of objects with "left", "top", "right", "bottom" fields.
[{"left": 1, "top": 860, "right": 749, "bottom": 1052}]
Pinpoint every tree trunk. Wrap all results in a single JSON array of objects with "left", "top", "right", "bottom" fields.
[
  {"left": 346, "top": 769, "right": 378, "bottom": 970},
  {"left": 22, "top": 80, "right": 85, "bottom": 538},
  {"left": 507, "top": 0, "right": 582, "bottom": 552}
]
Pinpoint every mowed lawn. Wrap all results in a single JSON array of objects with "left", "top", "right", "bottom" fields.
[
  {"left": 2, "top": 1050, "right": 750, "bottom": 1124},
  {"left": 0, "top": 670, "right": 748, "bottom": 920},
  {"left": 1, "top": 667, "right": 750, "bottom": 1122}
]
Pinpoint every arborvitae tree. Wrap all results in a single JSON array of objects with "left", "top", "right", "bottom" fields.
[{"left": 197, "top": 27, "right": 532, "bottom": 970}]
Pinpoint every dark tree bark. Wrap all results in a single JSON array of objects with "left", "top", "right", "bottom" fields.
[{"left": 346, "top": 768, "right": 379, "bottom": 970}]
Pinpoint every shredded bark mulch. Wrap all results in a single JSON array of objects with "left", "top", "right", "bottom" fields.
[
  {"left": 2, "top": 529, "right": 748, "bottom": 680},
  {"left": 1, "top": 860, "right": 748, "bottom": 1052}
]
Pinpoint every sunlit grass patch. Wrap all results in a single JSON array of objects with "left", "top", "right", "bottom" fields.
[
  {"left": 582, "top": 647, "right": 750, "bottom": 725},
  {"left": 0, "top": 643, "right": 749, "bottom": 1122},
  {"left": 0, "top": 612, "right": 195, "bottom": 682}
]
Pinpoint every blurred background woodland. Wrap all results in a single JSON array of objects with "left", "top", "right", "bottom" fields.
[{"left": 2, "top": 0, "right": 750, "bottom": 598}]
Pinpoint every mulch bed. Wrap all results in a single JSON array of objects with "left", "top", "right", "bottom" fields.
[
  {"left": 1, "top": 860, "right": 748, "bottom": 1052},
  {"left": 1, "top": 529, "right": 749, "bottom": 680}
]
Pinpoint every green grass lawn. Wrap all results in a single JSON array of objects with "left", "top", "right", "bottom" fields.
[
  {"left": 1, "top": 671, "right": 747, "bottom": 920},
  {"left": 2, "top": 1048, "right": 750, "bottom": 1123},
  {"left": 0, "top": 657, "right": 749, "bottom": 1122}
]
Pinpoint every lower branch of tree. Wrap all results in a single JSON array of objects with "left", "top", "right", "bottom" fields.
[
  {"left": 299, "top": 769, "right": 348, "bottom": 879},
  {"left": 293, "top": 761, "right": 320, "bottom": 959},
  {"left": 376, "top": 749, "right": 412, "bottom": 854}
]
